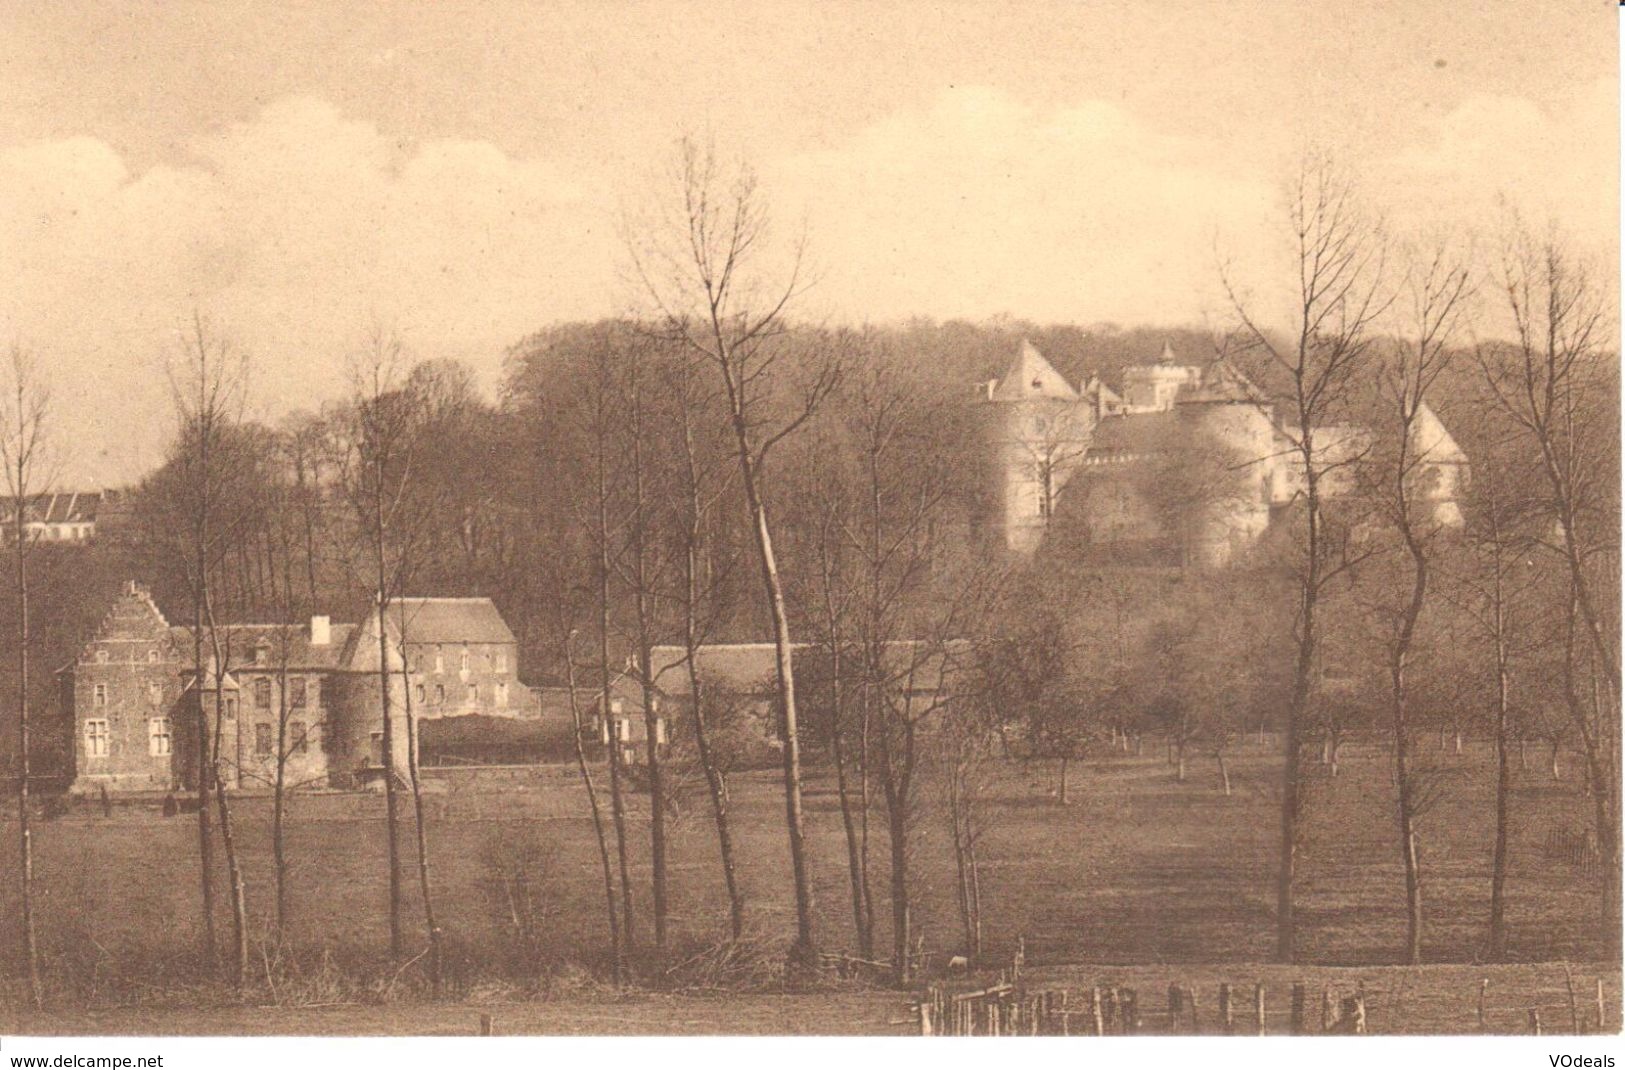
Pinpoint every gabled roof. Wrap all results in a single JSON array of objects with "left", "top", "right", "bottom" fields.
[
  {"left": 167, "top": 623, "right": 356, "bottom": 671},
  {"left": 1412, "top": 402, "right": 1468, "bottom": 466},
  {"left": 647, "top": 642, "right": 794, "bottom": 697},
  {"left": 1177, "top": 359, "right": 1270, "bottom": 406},
  {"left": 989, "top": 341, "right": 1080, "bottom": 402},
  {"left": 1, "top": 491, "right": 105, "bottom": 526},
  {"left": 388, "top": 598, "right": 517, "bottom": 646}
]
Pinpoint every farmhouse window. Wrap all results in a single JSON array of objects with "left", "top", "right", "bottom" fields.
[
  {"left": 93, "top": 683, "right": 107, "bottom": 708},
  {"left": 290, "top": 720, "right": 307, "bottom": 754},
  {"left": 85, "top": 719, "right": 110, "bottom": 757},
  {"left": 148, "top": 717, "right": 172, "bottom": 756},
  {"left": 255, "top": 723, "right": 273, "bottom": 757},
  {"left": 254, "top": 678, "right": 272, "bottom": 708},
  {"left": 289, "top": 676, "right": 307, "bottom": 708}
]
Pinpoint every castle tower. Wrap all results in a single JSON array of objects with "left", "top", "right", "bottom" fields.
[
  {"left": 1122, "top": 341, "right": 1202, "bottom": 412},
  {"left": 1173, "top": 358, "right": 1279, "bottom": 566},
  {"left": 979, "top": 340, "right": 1096, "bottom": 554}
]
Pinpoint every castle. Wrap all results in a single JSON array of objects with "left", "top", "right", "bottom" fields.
[
  {"left": 977, "top": 340, "right": 1468, "bottom": 566},
  {"left": 60, "top": 582, "right": 526, "bottom": 794}
]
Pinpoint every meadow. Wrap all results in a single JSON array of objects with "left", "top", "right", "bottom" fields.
[{"left": 2, "top": 734, "right": 1615, "bottom": 1032}]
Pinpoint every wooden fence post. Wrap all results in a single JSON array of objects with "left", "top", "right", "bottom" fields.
[
  {"left": 1254, "top": 983, "right": 1266, "bottom": 1036},
  {"left": 1528, "top": 1008, "right": 1541, "bottom": 1035},
  {"left": 1121, "top": 988, "right": 1138, "bottom": 1034},
  {"left": 478, "top": 1013, "right": 493, "bottom": 1036},
  {"left": 1291, "top": 982, "right": 1305, "bottom": 1035},
  {"left": 1322, "top": 986, "right": 1337, "bottom": 1033},
  {"left": 1478, "top": 978, "right": 1489, "bottom": 1034},
  {"left": 1168, "top": 982, "right": 1184, "bottom": 1031},
  {"left": 1089, "top": 986, "right": 1104, "bottom": 1037},
  {"left": 1187, "top": 985, "right": 1200, "bottom": 1033},
  {"left": 1596, "top": 978, "right": 1606, "bottom": 1033},
  {"left": 1219, "top": 982, "right": 1233, "bottom": 1035}
]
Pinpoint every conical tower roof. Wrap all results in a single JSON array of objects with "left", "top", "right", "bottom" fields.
[{"left": 988, "top": 340, "right": 1079, "bottom": 402}]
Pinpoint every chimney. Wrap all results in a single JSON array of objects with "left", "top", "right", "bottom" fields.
[{"left": 310, "top": 615, "right": 331, "bottom": 646}]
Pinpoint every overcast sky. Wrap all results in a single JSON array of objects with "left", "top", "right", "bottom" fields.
[{"left": 0, "top": 0, "right": 1616, "bottom": 484}]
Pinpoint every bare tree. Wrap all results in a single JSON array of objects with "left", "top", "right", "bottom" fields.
[
  {"left": 1364, "top": 240, "right": 1471, "bottom": 964},
  {"left": 1221, "top": 151, "right": 1391, "bottom": 962},
  {"left": 331, "top": 330, "right": 447, "bottom": 985},
  {"left": 1, "top": 344, "right": 52, "bottom": 1007},
  {"left": 630, "top": 137, "right": 837, "bottom": 964},
  {"left": 1476, "top": 222, "right": 1621, "bottom": 957},
  {"left": 167, "top": 314, "right": 254, "bottom": 990},
  {"left": 670, "top": 349, "right": 749, "bottom": 941}
]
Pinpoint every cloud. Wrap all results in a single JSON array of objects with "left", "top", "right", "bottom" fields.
[
  {"left": 1385, "top": 77, "right": 1617, "bottom": 257},
  {"left": 769, "top": 86, "right": 1277, "bottom": 327},
  {"left": 0, "top": 96, "right": 599, "bottom": 483}
]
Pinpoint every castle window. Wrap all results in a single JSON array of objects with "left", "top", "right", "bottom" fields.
[
  {"left": 289, "top": 677, "right": 307, "bottom": 708},
  {"left": 466, "top": 683, "right": 478, "bottom": 705},
  {"left": 253, "top": 678, "right": 272, "bottom": 708},
  {"left": 495, "top": 650, "right": 508, "bottom": 673},
  {"left": 147, "top": 682, "right": 163, "bottom": 707},
  {"left": 85, "top": 719, "right": 110, "bottom": 757},
  {"left": 95, "top": 649, "right": 109, "bottom": 664},
  {"left": 433, "top": 646, "right": 444, "bottom": 673},
  {"left": 254, "top": 723, "right": 273, "bottom": 757},
  {"left": 148, "top": 648, "right": 161, "bottom": 664},
  {"left": 460, "top": 647, "right": 470, "bottom": 672},
  {"left": 309, "top": 678, "right": 321, "bottom": 708},
  {"left": 289, "top": 720, "right": 307, "bottom": 755},
  {"left": 415, "top": 683, "right": 426, "bottom": 705},
  {"left": 435, "top": 684, "right": 445, "bottom": 705},
  {"left": 93, "top": 683, "right": 107, "bottom": 708},
  {"left": 148, "top": 717, "right": 172, "bottom": 757},
  {"left": 225, "top": 697, "right": 238, "bottom": 721},
  {"left": 495, "top": 682, "right": 508, "bottom": 707}
]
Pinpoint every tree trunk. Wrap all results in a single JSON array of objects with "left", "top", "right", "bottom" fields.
[
  {"left": 14, "top": 498, "right": 40, "bottom": 1006},
  {"left": 628, "top": 375, "right": 669, "bottom": 958},
  {"left": 562, "top": 633, "right": 621, "bottom": 981},
  {"left": 400, "top": 651, "right": 444, "bottom": 995},
  {"left": 728, "top": 407, "right": 815, "bottom": 964},
  {"left": 375, "top": 597, "right": 403, "bottom": 960}
]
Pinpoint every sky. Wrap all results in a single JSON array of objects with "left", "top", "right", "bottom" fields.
[{"left": 0, "top": 0, "right": 1617, "bottom": 484}]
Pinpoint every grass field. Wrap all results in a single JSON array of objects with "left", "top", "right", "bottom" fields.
[{"left": 0, "top": 734, "right": 1615, "bottom": 1031}]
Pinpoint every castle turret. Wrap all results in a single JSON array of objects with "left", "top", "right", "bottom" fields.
[{"left": 979, "top": 340, "right": 1095, "bottom": 553}]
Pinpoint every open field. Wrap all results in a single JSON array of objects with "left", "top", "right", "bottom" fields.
[{"left": 0, "top": 736, "right": 1612, "bottom": 1016}]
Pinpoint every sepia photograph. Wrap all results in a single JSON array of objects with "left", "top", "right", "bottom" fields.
[{"left": 0, "top": 0, "right": 1620, "bottom": 1055}]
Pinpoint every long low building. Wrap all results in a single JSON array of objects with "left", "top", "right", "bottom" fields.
[{"left": 59, "top": 581, "right": 529, "bottom": 793}]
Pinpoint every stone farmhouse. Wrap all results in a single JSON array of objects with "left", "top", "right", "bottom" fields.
[
  {"left": 977, "top": 340, "right": 1468, "bottom": 565},
  {"left": 60, "top": 581, "right": 527, "bottom": 794}
]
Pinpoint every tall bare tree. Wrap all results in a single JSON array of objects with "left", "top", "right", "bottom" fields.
[
  {"left": 1477, "top": 222, "right": 1621, "bottom": 957},
  {"left": 167, "top": 314, "right": 254, "bottom": 990},
  {"left": 1365, "top": 241, "right": 1471, "bottom": 964},
  {"left": 2, "top": 344, "right": 51, "bottom": 1008},
  {"left": 1222, "top": 152, "right": 1391, "bottom": 962},
  {"left": 630, "top": 137, "right": 838, "bottom": 964}
]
